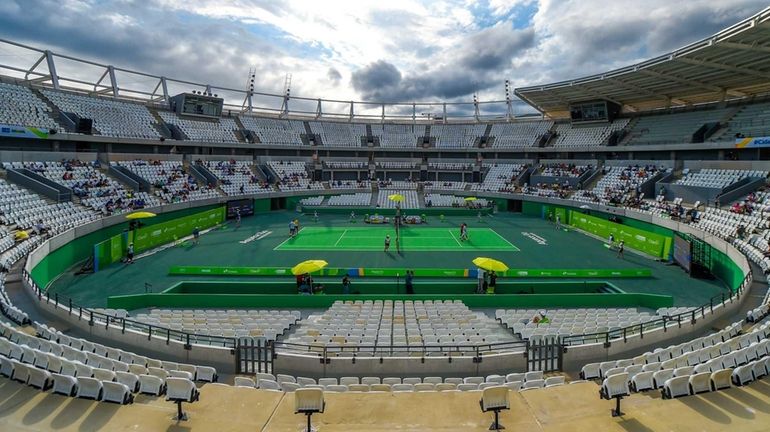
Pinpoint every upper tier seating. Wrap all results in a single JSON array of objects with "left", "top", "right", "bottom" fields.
[
  {"left": 716, "top": 102, "right": 770, "bottom": 140},
  {"left": 372, "top": 124, "right": 425, "bottom": 148},
  {"left": 430, "top": 124, "right": 486, "bottom": 148},
  {"left": 283, "top": 300, "right": 517, "bottom": 355},
  {"left": 428, "top": 162, "right": 473, "bottom": 171},
  {"left": 308, "top": 121, "right": 366, "bottom": 147},
  {"left": 674, "top": 169, "right": 763, "bottom": 189},
  {"left": 489, "top": 120, "right": 553, "bottom": 148},
  {"left": 327, "top": 193, "right": 372, "bottom": 206},
  {"left": 471, "top": 164, "right": 526, "bottom": 193},
  {"left": 626, "top": 108, "right": 730, "bottom": 145},
  {"left": 376, "top": 161, "right": 416, "bottom": 170},
  {"left": 132, "top": 309, "right": 300, "bottom": 341},
  {"left": 424, "top": 194, "right": 486, "bottom": 208},
  {"left": 551, "top": 119, "right": 629, "bottom": 147},
  {"left": 328, "top": 180, "right": 371, "bottom": 190},
  {"left": 0, "top": 82, "right": 58, "bottom": 130},
  {"left": 6, "top": 161, "right": 161, "bottom": 214},
  {"left": 299, "top": 196, "right": 324, "bottom": 206},
  {"left": 376, "top": 190, "right": 419, "bottom": 209},
  {"left": 325, "top": 161, "right": 367, "bottom": 169},
  {"left": 573, "top": 165, "right": 663, "bottom": 205},
  {"left": 113, "top": 160, "right": 220, "bottom": 202},
  {"left": 377, "top": 180, "right": 417, "bottom": 190},
  {"left": 423, "top": 182, "right": 467, "bottom": 192},
  {"left": 201, "top": 160, "right": 272, "bottom": 195},
  {"left": 158, "top": 111, "right": 238, "bottom": 143},
  {"left": 41, "top": 90, "right": 160, "bottom": 139},
  {"left": 238, "top": 116, "right": 306, "bottom": 146},
  {"left": 267, "top": 161, "right": 323, "bottom": 191},
  {"left": 539, "top": 164, "right": 591, "bottom": 178}
]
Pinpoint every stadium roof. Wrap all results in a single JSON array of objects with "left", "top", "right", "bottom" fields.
[{"left": 515, "top": 7, "right": 770, "bottom": 119}]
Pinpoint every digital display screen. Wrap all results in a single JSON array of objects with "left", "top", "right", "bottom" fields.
[
  {"left": 673, "top": 235, "right": 692, "bottom": 273},
  {"left": 226, "top": 199, "right": 254, "bottom": 218}
]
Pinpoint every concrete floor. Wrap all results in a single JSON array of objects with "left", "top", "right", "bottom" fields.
[{"left": 2, "top": 375, "right": 770, "bottom": 431}]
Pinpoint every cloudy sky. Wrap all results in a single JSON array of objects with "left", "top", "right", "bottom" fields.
[{"left": 0, "top": 0, "right": 767, "bottom": 115}]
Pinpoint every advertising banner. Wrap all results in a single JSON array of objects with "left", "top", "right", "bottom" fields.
[
  {"left": 735, "top": 136, "right": 770, "bottom": 148},
  {"left": 0, "top": 123, "right": 50, "bottom": 139},
  {"left": 169, "top": 266, "right": 651, "bottom": 279},
  {"left": 133, "top": 207, "right": 225, "bottom": 253},
  {"left": 569, "top": 211, "right": 672, "bottom": 259}
]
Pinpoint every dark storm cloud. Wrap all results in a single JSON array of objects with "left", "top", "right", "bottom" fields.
[
  {"left": 0, "top": 0, "right": 286, "bottom": 93},
  {"left": 351, "top": 25, "right": 535, "bottom": 102},
  {"left": 326, "top": 67, "right": 342, "bottom": 84},
  {"left": 457, "top": 26, "right": 535, "bottom": 71}
]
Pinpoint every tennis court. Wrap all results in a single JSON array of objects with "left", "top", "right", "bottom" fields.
[{"left": 274, "top": 226, "right": 520, "bottom": 251}]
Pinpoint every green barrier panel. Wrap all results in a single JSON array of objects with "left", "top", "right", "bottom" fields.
[
  {"left": 133, "top": 207, "right": 225, "bottom": 253},
  {"left": 107, "top": 292, "right": 673, "bottom": 310},
  {"left": 161, "top": 280, "right": 620, "bottom": 295},
  {"left": 569, "top": 211, "right": 672, "bottom": 259},
  {"left": 504, "top": 268, "right": 651, "bottom": 278},
  {"left": 169, "top": 266, "right": 651, "bottom": 278}
]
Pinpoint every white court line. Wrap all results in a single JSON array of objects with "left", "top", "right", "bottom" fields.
[
  {"left": 334, "top": 229, "right": 349, "bottom": 247},
  {"left": 448, "top": 229, "right": 464, "bottom": 247},
  {"left": 493, "top": 232, "right": 520, "bottom": 251},
  {"left": 273, "top": 227, "right": 304, "bottom": 250}
]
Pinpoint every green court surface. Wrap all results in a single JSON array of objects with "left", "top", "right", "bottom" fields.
[
  {"left": 46, "top": 212, "right": 729, "bottom": 308},
  {"left": 274, "top": 226, "right": 519, "bottom": 251}
]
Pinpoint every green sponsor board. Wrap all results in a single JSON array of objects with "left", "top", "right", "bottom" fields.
[
  {"left": 569, "top": 211, "right": 672, "bottom": 259},
  {"left": 503, "top": 268, "right": 651, "bottom": 278},
  {"left": 93, "top": 232, "right": 126, "bottom": 270},
  {"left": 133, "top": 207, "right": 225, "bottom": 253},
  {"left": 169, "top": 266, "right": 650, "bottom": 279}
]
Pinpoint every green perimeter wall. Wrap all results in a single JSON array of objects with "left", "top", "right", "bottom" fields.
[
  {"left": 30, "top": 199, "right": 747, "bottom": 295},
  {"left": 520, "top": 201, "right": 744, "bottom": 290},
  {"left": 301, "top": 207, "right": 493, "bottom": 216},
  {"left": 30, "top": 205, "right": 221, "bottom": 289},
  {"left": 161, "top": 280, "right": 619, "bottom": 295},
  {"left": 254, "top": 198, "right": 271, "bottom": 213},
  {"left": 108, "top": 292, "right": 672, "bottom": 310},
  {"left": 285, "top": 195, "right": 508, "bottom": 214},
  {"left": 168, "top": 265, "right": 652, "bottom": 279}
]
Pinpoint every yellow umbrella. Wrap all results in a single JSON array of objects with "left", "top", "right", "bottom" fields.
[
  {"left": 464, "top": 197, "right": 477, "bottom": 201},
  {"left": 472, "top": 257, "right": 509, "bottom": 272},
  {"left": 291, "top": 259, "right": 329, "bottom": 275},
  {"left": 126, "top": 211, "right": 157, "bottom": 220},
  {"left": 388, "top": 194, "right": 405, "bottom": 202},
  {"left": 14, "top": 230, "right": 29, "bottom": 241}
]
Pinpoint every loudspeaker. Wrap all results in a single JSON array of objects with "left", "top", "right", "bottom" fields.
[{"left": 77, "top": 118, "right": 93, "bottom": 135}]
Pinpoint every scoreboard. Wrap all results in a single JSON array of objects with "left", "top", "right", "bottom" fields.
[
  {"left": 569, "top": 100, "right": 621, "bottom": 124},
  {"left": 170, "top": 93, "right": 224, "bottom": 118}
]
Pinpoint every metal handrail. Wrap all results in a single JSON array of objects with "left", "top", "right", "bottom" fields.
[
  {"left": 21, "top": 266, "right": 753, "bottom": 354},
  {"left": 560, "top": 270, "right": 752, "bottom": 346}
]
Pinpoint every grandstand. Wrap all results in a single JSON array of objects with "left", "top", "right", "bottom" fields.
[{"left": 1, "top": 7, "right": 770, "bottom": 431}]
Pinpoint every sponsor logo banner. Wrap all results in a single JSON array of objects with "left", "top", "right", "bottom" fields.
[
  {"left": 736, "top": 136, "right": 770, "bottom": 148},
  {"left": 0, "top": 123, "right": 49, "bottom": 139}
]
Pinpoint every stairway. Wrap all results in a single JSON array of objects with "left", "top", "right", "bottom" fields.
[
  {"left": 617, "top": 117, "right": 639, "bottom": 146},
  {"left": 707, "top": 106, "right": 743, "bottom": 142},
  {"left": 29, "top": 88, "right": 72, "bottom": 132}
]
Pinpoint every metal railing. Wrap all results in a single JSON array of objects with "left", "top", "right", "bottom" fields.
[
  {"left": 21, "top": 266, "right": 753, "bottom": 359},
  {"left": 23, "top": 269, "right": 239, "bottom": 350},
  {"left": 272, "top": 339, "right": 528, "bottom": 360},
  {"left": 560, "top": 270, "right": 752, "bottom": 346}
]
